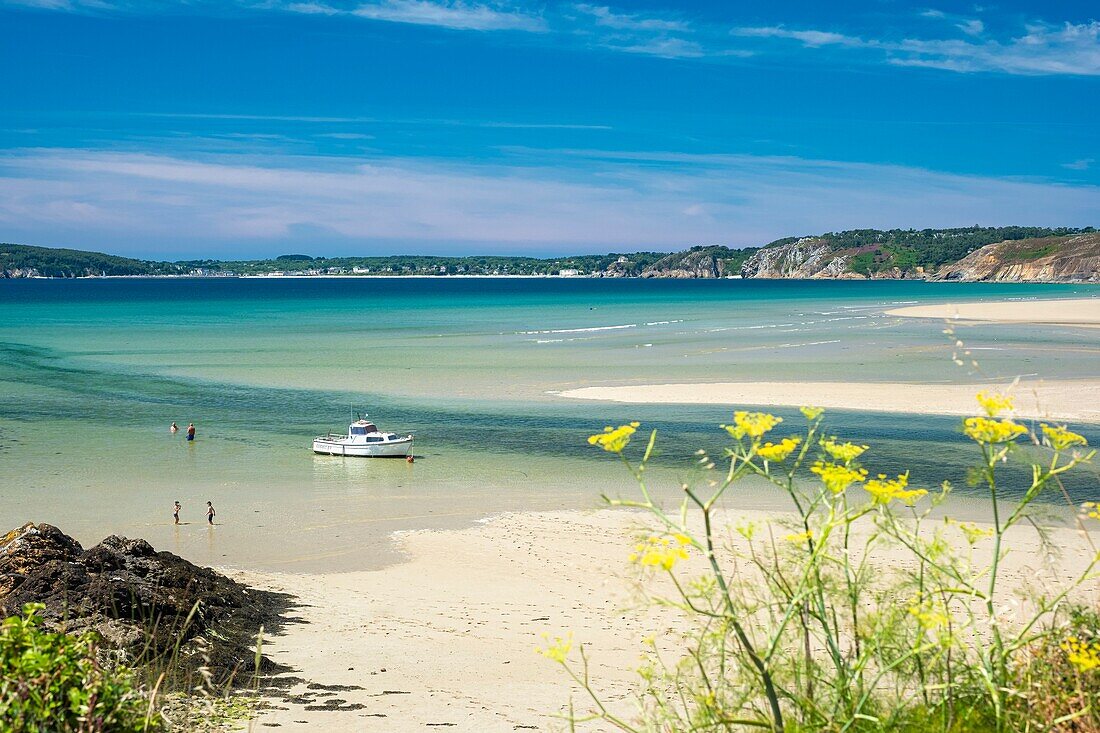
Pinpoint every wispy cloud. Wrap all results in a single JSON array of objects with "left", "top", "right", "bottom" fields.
[
  {"left": 5, "top": 0, "right": 548, "bottom": 32},
  {"left": 478, "top": 121, "right": 613, "bottom": 130},
  {"left": 315, "top": 132, "right": 376, "bottom": 139},
  {"left": 6, "top": 1, "right": 1098, "bottom": 74},
  {"left": 139, "top": 111, "right": 610, "bottom": 129},
  {"left": 569, "top": 2, "right": 708, "bottom": 58},
  {"left": 956, "top": 19, "right": 984, "bottom": 36},
  {"left": 734, "top": 20, "right": 1100, "bottom": 76},
  {"left": 2, "top": 0, "right": 121, "bottom": 8},
  {"left": 920, "top": 8, "right": 984, "bottom": 36},
  {"left": 2, "top": 0, "right": 712, "bottom": 58},
  {"left": 734, "top": 26, "right": 866, "bottom": 49},
  {"left": 895, "top": 22, "right": 1100, "bottom": 75},
  {"left": 0, "top": 147, "right": 1095, "bottom": 257},
  {"left": 614, "top": 36, "right": 704, "bottom": 58},
  {"left": 281, "top": 0, "right": 547, "bottom": 31},
  {"left": 1063, "top": 158, "right": 1094, "bottom": 171},
  {"left": 343, "top": 1, "right": 546, "bottom": 32},
  {"left": 573, "top": 4, "right": 688, "bottom": 33}
]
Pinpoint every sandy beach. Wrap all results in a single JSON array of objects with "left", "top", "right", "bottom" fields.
[
  {"left": 232, "top": 507, "right": 1099, "bottom": 731},
  {"left": 557, "top": 379, "right": 1100, "bottom": 423},
  {"left": 885, "top": 297, "right": 1100, "bottom": 326},
  {"left": 232, "top": 510, "right": 681, "bottom": 732}
]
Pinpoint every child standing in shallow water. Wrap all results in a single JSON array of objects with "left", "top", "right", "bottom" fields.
[
  {"left": 206, "top": 501, "right": 215, "bottom": 525},
  {"left": 173, "top": 501, "right": 181, "bottom": 524}
]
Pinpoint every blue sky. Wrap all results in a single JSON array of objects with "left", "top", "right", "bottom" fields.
[{"left": 0, "top": 0, "right": 1097, "bottom": 258}]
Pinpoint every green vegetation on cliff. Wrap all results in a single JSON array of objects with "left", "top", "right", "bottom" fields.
[
  {"left": 0, "top": 243, "right": 183, "bottom": 278},
  {"left": 640, "top": 244, "right": 761, "bottom": 277},
  {"left": 765, "top": 226, "right": 1094, "bottom": 276}
]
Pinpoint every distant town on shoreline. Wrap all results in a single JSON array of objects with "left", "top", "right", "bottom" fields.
[{"left": 2, "top": 225, "right": 1098, "bottom": 282}]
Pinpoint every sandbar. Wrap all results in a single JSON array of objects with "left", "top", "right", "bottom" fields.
[
  {"left": 885, "top": 297, "right": 1100, "bottom": 326},
  {"left": 557, "top": 380, "right": 1100, "bottom": 423}
]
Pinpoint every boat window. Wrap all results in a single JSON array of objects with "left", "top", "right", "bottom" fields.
[
  {"left": 350, "top": 426, "right": 367, "bottom": 435},
  {"left": 365, "top": 436, "right": 382, "bottom": 443},
  {"left": 387, "top": 434, "right": 398, "bottom": 440}
]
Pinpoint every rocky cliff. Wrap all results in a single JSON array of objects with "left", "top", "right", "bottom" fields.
[
  {"left": 931, "top": 233, "right": 1100, "bottom": 282},
  {"left": 641, "top": 249, "right": 722, "bottom": 278},
  {"left": 638, "top": 245, "right": 758, "bottom": 278},
  {"left": 0, "top": 266, "right": 42, "bottom": 278},
  {"left": 739, "top": 238, "right": 855, "bottom": 279},
  {"left": 738, "top": 230, "right": 1098, "bottom": 282}
]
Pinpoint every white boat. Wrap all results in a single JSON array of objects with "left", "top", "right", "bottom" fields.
[{"left": 312, "top": 418, "right": 414, "bottom": 458}]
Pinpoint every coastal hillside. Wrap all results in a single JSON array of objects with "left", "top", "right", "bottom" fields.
[
  {"left": 2, "top": 227, "right": 1096, "bottom": 281},
  {"left": 931, "top": 232, "right": 1100, "bottom": 282},
  {"left": 635, "top": 245, "right": 760, "bottom": 279},
  {"left": 0, "top": 243, "right": 182, "bottom": 278},
  {"left": 738, "top": 227, "right": 1096, "bottom": 281},
  {"left": 0, "top": 244, "right": 669, "bottom": 278}
]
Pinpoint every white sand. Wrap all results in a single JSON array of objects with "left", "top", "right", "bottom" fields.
[
  {"left": 232, "top": 508, "right": 1098, "bottom": 732},
  {"left": 232, "top": 510, "right": 683, "bottom": 732},
  {"left": 886, "top": 297, "right": 1100, "bottom": 326},
  {"left": 558, "top": 380, "right": 1100, "bottom": 423},
  {"left": 557, "top": 297, "right": 1100, "bottom": 422}
]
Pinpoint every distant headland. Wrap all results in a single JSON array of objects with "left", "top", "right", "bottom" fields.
[{"left": 2, "top": 226, "right": 1097, "bottom": 282}]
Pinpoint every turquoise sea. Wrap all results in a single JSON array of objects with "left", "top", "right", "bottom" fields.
[{"left": 1, "top": 278, "right": 1098, "bottom": 571}]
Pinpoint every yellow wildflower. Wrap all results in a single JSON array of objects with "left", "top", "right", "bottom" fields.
[
  {"left": 756, "top": 437, "right": 801, "bottom": 463},
  {"left": 1041, "top": 424, "right": 1088, "bottom": 452},
  {"left": 630, "top": 535, "right": 689, "bottom": 570},
  {"left": 810, "top": 461, "right": 868, "bottom": 494},
  {"left": 536, "top": 632, "right": 573, "bottom": 663},
  {"left": 784, "top": 529, "right": 813, "bottom": 544},
  {"left": 1081, "top": 502, "right": 1100, "bottom": 521},
  {"left": 800, "top": 406, "right": 825, "bottom": 421},
  {"left": 947, "top": 518, "right": 994, "bottom": 545},
  {"left": 976, "top": 391, "right": 1015, "bottom": 418},
  {"left": 588, "top": 421, "right": 640, "bottom": 453},
  {"left": 909, "top": 599, "right": 949, "bottom": 631},
  {"left": 821, "top": 438, "right": 869, "bottom": 464},
  {"left": 721, "top": 411, "right": 782, "bottom": 440},
  {"left": 1062, "top": 638, "right": 1100, "bottom": 673},
  {"left": 864, "top": 472, "right": 927, "bottom": 506},
  {"left": 963, "top": 416, "right": 1027, "bottom": 444}
]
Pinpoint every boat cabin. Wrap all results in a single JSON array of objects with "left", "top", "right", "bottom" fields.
[
  {"left": 348, "top": 420, "right": 400, "bottom": 442},
  {"left": 349, "top": 420, "right": 379, "bottom": 435}
]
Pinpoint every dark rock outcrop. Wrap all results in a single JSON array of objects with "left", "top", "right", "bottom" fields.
[{"left": 0, "top": 522, "right": 290, "bottom": 684}]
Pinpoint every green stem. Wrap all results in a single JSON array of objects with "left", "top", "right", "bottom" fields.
[
  {"left": 688, "top": 487, "right": 786, "bottom": 733},
  {"left": 982, "top": 444, "right": 1007, "bottom": 732}
]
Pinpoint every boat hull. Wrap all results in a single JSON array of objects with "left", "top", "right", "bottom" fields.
[{"left": 312, "top": 436, "right": 413, "bottom": 457}]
